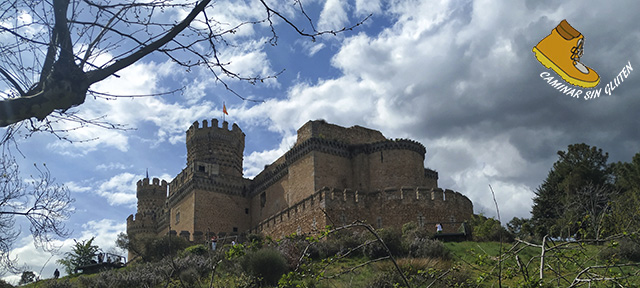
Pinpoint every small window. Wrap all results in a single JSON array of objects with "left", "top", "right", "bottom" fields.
[
  {"left": 376, "top": 216, "right": 382, "bottom": 229},
  {"left": 198, "top": 165, "right": 205, "bottom": 172},
  {"left": 175, "top": 211, "right": 180, "bottom": 224},
  {"left": 233, "top": 227, "right": 238, "bottom": 232},
  {"left": 418, "top": 216, "right": 425, "bottom": 227},
  {"left": 260, "top": 192, "right": 266, "bottom": 208},
  {"left": 245, "top": 208, "right": 249, "bottom": 214}
]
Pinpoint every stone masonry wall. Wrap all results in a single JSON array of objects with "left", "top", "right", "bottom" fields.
[
  {"left": 295, "top": 120, "right": 386, "bottom": 146},
  {"left": 251, "top": 186, "right": 473, "bottom": 238},
  {"left": 194, "top": 189, "right": 250, "bottom": 236}
]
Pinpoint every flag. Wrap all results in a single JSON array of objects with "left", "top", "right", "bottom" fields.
[{"left": 223, "top": 103, "right": 228, "bottom": 115}]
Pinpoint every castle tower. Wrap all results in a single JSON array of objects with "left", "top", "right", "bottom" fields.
[
  {"left": 136, "top": 177, "right": 168, "bottom": 217},
  {"left": 186, "top": 119, "right": 245, "bottom": 177}
]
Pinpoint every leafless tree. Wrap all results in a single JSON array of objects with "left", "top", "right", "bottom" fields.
[
  {"left": 0, "top": 0, "right": 369, "bottom": 134},
  {"left": 0, "top": 153, "right": 74, "bottom": 273}
]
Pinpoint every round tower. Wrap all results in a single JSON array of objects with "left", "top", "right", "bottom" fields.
[
  {"left": 136, "top": 177, "right": 168, "bottom": 217},
  {"left": 185, "top": 119, "right": 245, "bottom": 177}
]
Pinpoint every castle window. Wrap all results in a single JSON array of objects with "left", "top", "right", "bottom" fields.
[
  {"left": 245, "top": 208, "right": 249, "bottom": 214},
  {"left": 418, "top": 215, "right": 425, "bottom": 227},
  {"left": 175, "top": 211, "right": 180, "bottom": 224},
  {"left": 380, "top": 151, "right": 384, "bottom": 163},
  {"left": 376, "top": 216, "right": 383, "bottom": 229},
  {"left": 450, "top": 216, "right": 456, "bottom": 222},
  {"left": 260, "top": 192, "right": 266, "bottom": 208},
  {"left": 233, "top": 227, "right": 238, "bottom": 232},
  {"left": 198, "top": 165, "right": 205, "bottom": 172}
]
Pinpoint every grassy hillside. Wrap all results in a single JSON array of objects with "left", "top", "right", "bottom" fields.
[{"left": 20, "top": 237, "right": 640, "bottom": 287}]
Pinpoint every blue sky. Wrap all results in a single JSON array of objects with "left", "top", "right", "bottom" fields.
[{"left": 2, "top": 0, "right": 640, "bottom": 283}]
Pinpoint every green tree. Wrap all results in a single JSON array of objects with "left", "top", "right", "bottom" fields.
[
  {"left": 470, "top": 214, "right": 513, "bottom": 242},
  {"left": 531, "top": 143, "right": 613, "bottom": 238},
  {"left": 57, "top": 237, "right": 100, "bottom": 274},
  {"left": 507, "top": 217, "right": 534, "bottom": 241},
  {"left": 116, "top": 232, "right": 190, "bottom": 263},
  {"left": 18, "top": 271, "right": 35, "bottom": 285},
  {"left": 607, "top": 152, "right": 640, "bottom": 234}
]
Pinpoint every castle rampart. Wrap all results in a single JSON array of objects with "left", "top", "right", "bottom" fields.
[{"left": 127, "top": 119, "right": 474, "bottom": 251}]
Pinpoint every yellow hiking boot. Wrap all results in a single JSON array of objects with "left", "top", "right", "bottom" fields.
[{"left": 533, "top": 20, "right": 600, "bottom": 88}]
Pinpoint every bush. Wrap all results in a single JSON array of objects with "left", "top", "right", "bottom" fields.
[
  {"left": 407, "top": 238, "right": 450, "bottom": 259},
  {"left": 241, "top": 248, "right": 289, "bottom": 286},
  {"left": 600, "top": 238, "right": 640, "bottom": 262},
  {"left": 185, "top": 244, "right": 208, "bottom": 256},
  {"left": 364, "top": 228, "right": 405, "bottom": 259},
  {"left": 470, "top": 214, "right": 514, "bottom": 242},
  {"left": 367, "top": 271, "right": 406, "bottom": 288}
]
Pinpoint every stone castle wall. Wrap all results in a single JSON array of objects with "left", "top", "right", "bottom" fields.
[
  {"left": 251, "top": 186, "right": 473, "bottom": 237},
  {"left": 126, "top": 119, "right": 473, "bottom": 246}
]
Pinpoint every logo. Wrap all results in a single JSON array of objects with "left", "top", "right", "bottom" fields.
[{"left": 533, "top": 20, "right": 633, "bottom": 100}]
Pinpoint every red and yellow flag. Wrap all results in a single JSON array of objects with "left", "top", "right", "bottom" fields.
[{"left": 223, "top": 103, "right": 228, "bottom": 115}]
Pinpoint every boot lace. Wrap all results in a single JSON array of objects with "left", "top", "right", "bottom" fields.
[{"left": 570, "top": 38, "right": 584, "bottom": 64}]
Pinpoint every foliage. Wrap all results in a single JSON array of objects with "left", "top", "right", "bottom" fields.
[
  {"left": 0, "top": 279, "right": 13, "bottom": 288},
  {"left": 18, "top": 271, "right": 36, "bottom": 285},
  {"left": 184, "top": 244, "right": 208, "bottom": 256},
  {"left": 507, "top": 217, "right": 535, "bottom": 241},
  {"left": 607, "top": 152, "right": 640, "bottom": 235},
  {"left": 241, "top": 247, "right": 288, "bottom": 287},
  {"left": 531, "top": 143, "right": 614, "bottom": 238},
  {"left": 0, "top": 155, "right": 73, "bottom": 272},
  {"left": 363, "top": 228, "right": 405, "bottom": 259},
  {"left": 57, "top": 237, "right": 100, "bottom": 275},
  {"left": 116, "top": 233, "right": 190, "bottom": 263},
  {"left": 469, "top": 214, "right": 513, "bottom": 242},
  {"left": 599, "top": 238, "right": 640, "bottom": 262},
  {"left": 407, "top": 238, "right": 451, "bottom": 259}
]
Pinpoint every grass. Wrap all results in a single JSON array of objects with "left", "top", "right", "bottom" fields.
[{"left": 23, "top": 241, "right": 640, "bottom": 288}]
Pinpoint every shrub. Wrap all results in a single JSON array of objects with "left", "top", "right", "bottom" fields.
[
  {"left": 408, "top": 238, "right": 450, "bottom": 259},
  {"left": 600, "top": 238, "right": 640, "bottom": 262},
  {"left": 470, "top": 214, "right": 514, "bottom": 242},
  {"left": 367, "top": 271, "right": 406, "bottom": 288},
  {"left": 185, "top": 244, "right": 208, "bottom": 256},
  {"left": 241, "top": 248, "right": 289, "bottom": 286},
  {"left": 364, "top": 228, "right": 405, "bottom": 259}
]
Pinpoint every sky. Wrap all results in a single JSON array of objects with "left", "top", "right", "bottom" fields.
[{"left": 2, "top": 0, "right": 639, "bottom": 283}]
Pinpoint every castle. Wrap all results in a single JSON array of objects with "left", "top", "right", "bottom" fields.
[{"left": 127, "top": 119, "right": 473, "bottom": 249}]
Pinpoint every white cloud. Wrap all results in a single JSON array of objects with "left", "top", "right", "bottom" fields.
[
  {"left": 355, "top": 0, "right": 382, "bottom": 16},
  {"left": 217, "top": 38, "right": 279, "bottom": 87},
  {"left": 96, "top": 163, "right": 131, "bottom": 171},
  {"left": 318, "top": 0, "right": 350, "bottom": 31},
  {"left": 66, "top": 172, "right": 171, "bottom": 207},
  {"left": 243, "top": 134, "right": 297, "bottom": 178}
]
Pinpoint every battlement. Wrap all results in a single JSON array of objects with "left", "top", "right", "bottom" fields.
[
  {"left": 137, "top": 177, "right": 168, "bottom": 188},
  {"left": 136, "top": 177, "right": 168, "bottom": 198},
  {"left": 186, "top": 119, "right": 243, "bottom": 139},
  {"left": 323, "top": 186, "right": 472, "bottom": 206}
]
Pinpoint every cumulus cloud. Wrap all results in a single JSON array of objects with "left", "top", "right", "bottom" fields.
[
  {"left": 318, "top": 0, "right": 350, "bottom": 32},
  {"left": 234, "top": 0, "right": 640, "bottom": 223},
  {"left": 66, "top": 172, "right": 171, "bottom": 207}
]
